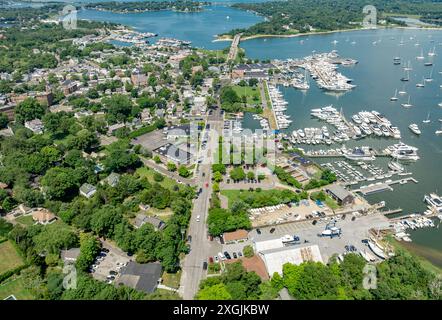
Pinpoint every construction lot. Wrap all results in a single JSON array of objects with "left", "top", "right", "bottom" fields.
[
  {"left": 248, "top": 213, "right": 391, "bottom": 263},
  {"left": 250, "top": 199, "right": 333, "bottom": 228}
]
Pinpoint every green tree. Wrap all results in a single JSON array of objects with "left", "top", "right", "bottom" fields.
[
  {"left": 76, "top": 233, "right": 101, "bottom": 272},
  {"left": 15, "top": 98, "right": 46, "bottom": 123},
  {"left": 196, "top": 283, "right": 232, "bottom": 300},
  {"left": 178, "top": 166, "right": 190, "bottom": 178},
  {"left": 167, "top": 162, "right": 177, "bottom": 172},
  {"left": 243, "top": 245, "right": 254, "bottom": 258}
]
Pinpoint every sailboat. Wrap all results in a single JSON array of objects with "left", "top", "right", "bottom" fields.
[
  {"left": 401, "top": 96, "right": 413, "bottom": 108},
  {"left": 423, "top": 112, "right": 431, "bottom": 124},
  {"left": 428, "top": 46, "right": 436, "bottom": 57},
  {"left": 393, "top": 56, "right": 401, "bottom": 65},
  {"left": 404, "top": 61, "right": 412, "bottom": 71},
  {"left": 436, "top": 124, "right": 442, "bottom": 135},
  {"left": 416, "top": 77, "right": 425, "bottom": 87},
  {"left": 401, "top": 70, "right": 410, "bottom": 82},
  {"left": 425, "top": 68, "right": 434, "bottom": 82},
  {"left": 398, "top": 85, "right": 407, "bottom": 95},
  {"left": 416, "top": 48, "right": 424, "bottom": 60},
  {"left": 390, "top": 89, "right": 398, "bottom": 101}
]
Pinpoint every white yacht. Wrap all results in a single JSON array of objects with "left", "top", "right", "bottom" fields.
[
  {"left": 408, "top": 123, "right": 421, "bottom": 135},
  {"left": 389, "top": 142, "right": 420, "bottom": 161},
  {"left": 424, "top": 193, "right": 442, "bottom": 213},
  {"left": 388, "top": 160, "right": 404, "bottom": 172},
  {"left": 344, "top": 146, "right": 375, "bottom": 161}
]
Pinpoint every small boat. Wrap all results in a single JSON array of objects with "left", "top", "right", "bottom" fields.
[
  {"left": 424, "top": 61, "right": 433, "bottom": 66},
  {"left": 400, "top": 70, "right": 410, "bottom": 81},
  {"left": 401, "top": 96, "right": 413, "bottom": 108},
  {"left": 409, "top": 123, "right": 421, "bottom": 135},
  {"left": 423, "top": 112, "right": 431, "bottom": 124},
  {"left": 390, "top": 89, "right": 398, "bottom": 101},
  {"left": 428, "top": 46, "right": 436, "bottom": 57},
  {"left": 416, "top": 49, "right": 424, "bottom": 60},
  {"left": 367, "top": 240, "right": 386, "bottom": 259},
  {"left": 416, "top": 77, "right": 425, "bottom": 87}
]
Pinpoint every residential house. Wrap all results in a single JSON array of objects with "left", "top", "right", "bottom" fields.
[
  {"left": 101, "top": 172, "right": 120, "bottom": 187},
  {"left": 24, "top": 119, "right": 44, "bottom": 134},
  {"left": 79, "top": 183, "right": 97, "bottom": 198},
  {"left": 32, "top": 208, "right": 57, "bottom": 225},
  {"left": 62, "top": 80, "right": 78, "bottom": 96},
  {"left": 61, "top": 248, "right": 81, "bottom": 264},
  {"left": 117, "top": 261, "right": 162, "bottom": 294},
  {"left": 133, "top": 214, "right": 166, "bottom": 231}
]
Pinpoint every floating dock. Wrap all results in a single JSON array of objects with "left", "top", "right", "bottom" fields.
[{"left": 354, "top": 177, "right": 418, "bottom": 195}]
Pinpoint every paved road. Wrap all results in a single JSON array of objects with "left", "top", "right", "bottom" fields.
[{"left": 179, "top": 117, "right": 223, "bottom": 299}]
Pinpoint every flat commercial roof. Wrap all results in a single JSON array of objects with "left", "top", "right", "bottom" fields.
[{"left": 260, "top": 245, "right": 323, "bottom": 276}]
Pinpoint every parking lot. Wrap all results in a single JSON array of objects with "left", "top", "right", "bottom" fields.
[
  {"left": 248, "top": 213, "right": 391, "bottom": 262},
  {"left": 91, "top": 243, "right": 132, "bottom": 284},
  {"left": 131, "top": 129, "right": 168, "bottom": 151}
]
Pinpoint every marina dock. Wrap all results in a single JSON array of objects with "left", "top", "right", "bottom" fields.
[{"left": 354, "top": 177, "right": 418, "bottom": 195}]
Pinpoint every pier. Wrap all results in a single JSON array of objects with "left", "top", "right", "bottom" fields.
[
  {"left": 353, "top": 177, "right": 418, "bottom": 195},
  {"left": 227, "top": 33, "right": 242, "bottom": 61},
  {"left": 306, "top": 150, "right": 390, "bottom": 158}
]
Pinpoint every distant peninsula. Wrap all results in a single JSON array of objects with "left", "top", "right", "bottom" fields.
[
  {"left": 85, "top": 1, "right": 210, "bottom": 14},
  {"left": 221, "top": 0, "right": 442, "bottom": 39}
]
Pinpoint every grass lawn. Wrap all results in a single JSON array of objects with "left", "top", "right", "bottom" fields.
[
  {"left": 221, "top": 189, "right": 295, "bottom": 208},
  {"left": 0, "top": 275, "right": 34, "bottom": 300},
  {"left": 146, "top": 207, "right": 174, "bottom": 222},
  {"left": 15, "top": 215, "right": 34, "bottom": 226},
  {"left": 232, "top": 85, "right": 261, "bottom": 105},
  {"left": 0, "top": 241, "right": 25, "bottom": 275},
  {"left": 162, "top": 270, "right": 181, "bottom": 289},
  {"left": 324, "top": 196, "right": 339, "bottom": 210},
  {"left": 136, "top": 167, "right": 179, "bottom": 190}
]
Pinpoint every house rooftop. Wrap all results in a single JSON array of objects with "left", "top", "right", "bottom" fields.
[{"left": 118, "top": 261, "right": 162, "bottom": 294}]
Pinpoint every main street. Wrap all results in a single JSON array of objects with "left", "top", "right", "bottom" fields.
[{"left": 179, "top": 112, "right": 223, "bottom": 300}]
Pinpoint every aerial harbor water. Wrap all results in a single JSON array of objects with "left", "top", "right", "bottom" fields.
[{"left": 16, "top": 2, "right": 442, "bottom": 266}]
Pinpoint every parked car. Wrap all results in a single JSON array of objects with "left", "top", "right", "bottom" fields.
[
  {"left": 106, "top": 275, "right": 115, "bottom": 280},
  {"left": 256, "top": 228, "right": 261, "bottom": 235},
  {"left": 237, "top": 251, "right": 242, "bottom": 257},
  {"left": 196, "top": 215, "right": 201, "bottom": 222},
  {"left": 187, "top": 235, "right": 192, "bottom": 243},
  {"left": 208, "top": 257, "right": 214, "bottom": 263},
  {"left": 218, "top": 252, "right": 226, "bottom": 261},
  {"left": 202, "top": 262, "right": 208, "bottom": 270},
  {"left": 232, "top": 252, "right": 237, "bottom": 259},
  {"left": 102, "top": 248, "right": 109, "bottom": 253},
  {"left": 109, "top": 270, "right": 117, "bottom": 276},
  {"left": 224, "top": 251, "right": 231, "bottom": 259},
  {"left": 270, "top": 228, "right": 276, "bottom": 234},
  {"left": 214, "top": 256, "right": 219, "bottom": 263}
]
